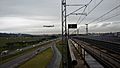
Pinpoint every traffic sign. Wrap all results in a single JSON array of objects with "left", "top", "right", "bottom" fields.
[{"left": 68, "top": 24, "right": 77, "bottom": 29}]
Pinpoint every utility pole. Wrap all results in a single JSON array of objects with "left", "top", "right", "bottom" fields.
[
  {"left": 85, "top": 24, "right": 88, "bottom": 35},
  {"left": 77, "top": 29, "right": 79, "bottom": 35},
  {"left": 61, "top": 0, "right": 67, "bottom": 43},
  {"left": 61, "top": 0, "right": 68, "bottom": 68},
  {"left": 61, "top": 0, "right": 89, "bottom": 67}
]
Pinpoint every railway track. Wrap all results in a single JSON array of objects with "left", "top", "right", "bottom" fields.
[
  {"left": 71, "top": 38, "right": 120, "bottom": 68},
  {"left": 73, "top": 37, "right": 120, "bottom": 55}
]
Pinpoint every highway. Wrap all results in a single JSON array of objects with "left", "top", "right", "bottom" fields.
[
  {"left": 0, "top": 40, "right": 53, "bottom": 58},
  {"left": 0, "top": 40, "right": 56, "bottom": 68}
]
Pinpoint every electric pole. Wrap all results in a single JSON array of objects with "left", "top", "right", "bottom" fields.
[
  {"left": 85, "top": 24, "right": 88, "bottom": 35},
  {"left": 61, "top": 0, "right": 89, "bottom": 67},
  {"left": 77, "top": 29, "right": 79, "bottom": 35},
  {"left": 61, "top": 0, "right": 68, "bottom": 68}
]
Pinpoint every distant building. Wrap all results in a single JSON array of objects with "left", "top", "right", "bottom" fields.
[{"left": 114, "top": 32, "right": 120, "bottom": 37}]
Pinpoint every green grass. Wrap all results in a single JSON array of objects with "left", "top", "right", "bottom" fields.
[
  {"left": 56, "top": 41, "right": 63, "bottom": 54},
  {"left": 56, "top": 40, "right": 63, "bottom": 68},
  {"left": 0, "top": 37, "right": 41, "bottom": 52},
  {"left": 56, "top": 40, "right": 69, "bottom": 68},
  {"left": 0, "top": 37, "right": 54, "bottom": 52},
  {"left": 19, "top": 48, "right": 53, "bottom": 68},
  {"left": 0, "top": 37, "right": 34, "bottom": 46}
]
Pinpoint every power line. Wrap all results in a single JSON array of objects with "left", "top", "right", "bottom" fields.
[
  {"left": 77, "top": 0, "right": 103, "bottom": 24},
  {"left": 66, "top": 0, "right": 92, "bottom": 17},
  {"left": 88, "top": 4, "right": 120, "bottom": 24},
  {"left": 67, "top": 0, "right": 92, "bottom": 34},
  {"left": 66, "top": 4, "right": 86, "bottom": 6},
  {"left": 70, "top": 0, "right": 103, "bottom": 34},
  {"left": 70, "top": 1, "right": 120, "bottom": 34},
  {"left": 76, "top": 6, "right": 87, "bottom": 23},
  {"left": 88, "top": 0, "right": 103, "bottom": 15},
  {"left": 66, "top": 5, "right": 86, "bottom": 17},
  {"left": 76, "top": 0, "right": 93, "bottom": 24},
  {"left": 97, "top": 13, "right": 120, "bottom": 23}
]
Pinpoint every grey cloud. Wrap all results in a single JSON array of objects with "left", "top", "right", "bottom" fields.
[
  {"left": 0, "top": 0, "right": 120, "bottom": 34},
  {"left": 89, "top": 22, "right": 120, "bottom": 33},
  {"left": 0, "top": 0, "right": 60, "bottom": 17},
  {"left": 100, "top": 22, "right": 111, "bottom": 27},
  {"left": 90, "top": 24, "right": 98, "bottom": 28}
]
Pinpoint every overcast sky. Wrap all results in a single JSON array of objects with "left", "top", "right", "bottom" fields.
[{"left": 0, "top": 0, "right": 120, "bottom": 35}]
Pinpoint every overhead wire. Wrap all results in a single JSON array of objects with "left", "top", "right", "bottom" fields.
[
  {"left": 71, "top": 0, "right": 120, "bottom": 34},
  {"left": 70, "top": 0, "right": 93, "bottom": 34},
  {"left": 76, "top": 0, "right": 93, "bottom": 24},
  {"left": 76, "top": 6, "right": 87, "bottom": 23},
  {"left": 67, "top": 0, "right": 92, "bottom": 17},
  {"left": 96, "top": 13, "right": 120, "bottom": 23},
  {"left": 88, "top": 13, "right": 120, "bottom": 33},
  {"left": 70, "top": 7, "right": 87, "bottom": 34},
  {"left": 88, "top": 4, "right": 120, "bottom": 24},
  {"left": 70, "top": 0, "right": 103, "bottom": 34},
  {"left": 66, "top": 5, "right": 86, "bottom": 17},
  {"left": 78, "top": 0, "right": 103, "bottom": 24}
]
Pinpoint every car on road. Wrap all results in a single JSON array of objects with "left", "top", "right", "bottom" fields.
[
  {"left": 32, "top": 45, "right": 36, "bottom": 47},
  {"left": 1, "top": 50, "right": 9, "bottom": 56},
  {"left": 16, "top": 49, "right": 23, "bottom": 51},
  {"left": 35, "top": 52, "right": 38, "bottom": 55}
]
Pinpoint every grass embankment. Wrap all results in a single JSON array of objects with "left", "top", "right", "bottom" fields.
[
  {"left": 56, "top": 40, "right": 63, "bottom": 53},
  {"left": 0, "top": 37, "right": 44, "bottom": 52},
  {"left": 1, "top": 42, "right": 51, "bottom": 64},
  {"left": 19, "top": 48, "right": 53, "bottom": 68},
  {"left": 56, "top": 40, "right": 65, "bottom": 68},
  {"left": 0, "top": 37, "right": 34, "bottom": 46}
]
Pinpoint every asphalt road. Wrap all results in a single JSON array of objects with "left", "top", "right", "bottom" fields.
[
  {"left": 0, "top": 41, "right": 54, "bottom": 68},
  {"left": 0, "top": 40, "right": 52, "bottom": 57},
  {"left": 47, "top": 42, "right": 62, "bottom": 68}
]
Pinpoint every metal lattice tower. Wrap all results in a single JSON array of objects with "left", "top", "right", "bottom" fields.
[
  {"left": 61, "top": 0, "right": 67, "bottom": 41},
  {"left": 61, "top": 0, "right": 89, "bottom": 68},
  {"left": 61, "top": 1, "right": 69, "bottom": 68}
]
